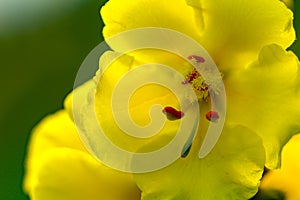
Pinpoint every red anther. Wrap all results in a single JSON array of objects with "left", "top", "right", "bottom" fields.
[
  {"left": 163, "top": 106, "right": 184, "bottom": 120},
  {"left": 188, "top": 70, "right": 198, "bottom": 82},
  {"left": 206, "top": 111, "right": 219, "bottom": 122},
  {"left": 183, "top": 68, "right": 200, "bottom": 85},
  {"left": 188, "top": 55, "right": 205, "bottom": 63}
]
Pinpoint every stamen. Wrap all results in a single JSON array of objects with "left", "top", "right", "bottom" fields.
[
  {"left": 182, "top": 67, "right": 210, "bottom": 101},
  {"left": 205, "top": 111, "right": 219, "bottom": 122},
  {"left": 186, "top": 68, "right": 200, "bottom": 83},
  {"left": 182, "top": 68, "right": 200, "bottom": 85},
  {"left": 162, "top": 106, "right": 184, "bottom": 120},
  {"left": 188, "top": 55, "right": 205, "bottom": 63}
]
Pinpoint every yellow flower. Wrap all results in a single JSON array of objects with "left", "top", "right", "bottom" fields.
[
  {"left": 259, "top": 133, "right": 300, "bottom": 200},
  {"left": 24, "top": 0, "right": 300, "bottom": 199}
]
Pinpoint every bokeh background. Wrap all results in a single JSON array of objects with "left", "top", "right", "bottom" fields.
[
  {"left": 0, "top": 1, "right": 299, "bottom": 199},
  {"left": 0, "top": 0, "right": 106, "bottom": 199}
]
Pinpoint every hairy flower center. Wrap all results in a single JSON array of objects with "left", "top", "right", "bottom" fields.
[
  {"left": 183, "top": 55, "right": 224, "bottom": 102},
  {"left": 182, "top": 67, "right": 210, "bottom": 101}
]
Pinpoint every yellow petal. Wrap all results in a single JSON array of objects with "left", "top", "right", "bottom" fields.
[
  {"left": 64, "top": 80, "right": 96, "bottom": 121},
  {"left": 100, "top": 0, "right": 200, "bottom": 41},
  {"left": 225, "top": 44, "right": 300, "bottom": 169},
  {"left": 24, "top": 110, "right": 140, "bottom": 200},
  {"left": 72, "top": 49, "right": 205, "bottom": 173},
  {"left": 186, "top": 0, "right": 295, "bottom": 69},
  {"left": 30, "top": 148, "right": 141, "bottom": 200},
  {"left": 260, "top": 133, "right": 300, "bottom": 200},
  {"left": 23, "top": 110, "right": 87, "bottom": 193},
  {"left": 79, "top": 50, "right": 194, "bottom": 153},
  {"left": 134, "top": 124, "right": 265, "bottom": 200}
]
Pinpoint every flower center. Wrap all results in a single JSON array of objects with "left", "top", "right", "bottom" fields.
[
  {"left": 182, "top": 67, "right": 210, "bottom": 101},
  {"left": 183, "top": 55, "right": 224, "bottom": 102}
]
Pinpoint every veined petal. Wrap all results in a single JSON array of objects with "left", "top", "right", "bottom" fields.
[
  {"left": 225, "top": 44, "right": 300, "bottom": 169},
  {"left": 100, "top": 0, "right": 200, "bottom": 41},
  {"left": 186, "top": 0, "right": 295, "bottom": 69},
  {"left": 134, "top": 124, "right": 265, "bottom": 200},
  {"left": 30, "top": 148, "right": 141, "bottom": 200},
  {"left": 23, "top": 110, "right": 87, "bottom": 193},
  {"left": 260, "top": 133, "right": 300, "bottom": 200}
]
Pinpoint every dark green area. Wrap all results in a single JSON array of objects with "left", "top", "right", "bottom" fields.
[
  {"left": 0, "top": 1, "right": 299, "bottom": 200},
  {"left": 250, "top": 189, "right": 286, "bottom": 200},
  {"left": 0, "top": 1, "right": 107, "bottom": 199},
  {"left": 290, "top": 1, "right": 300, "bottom": 54}
]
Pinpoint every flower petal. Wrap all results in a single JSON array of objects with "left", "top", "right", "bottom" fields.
[
  {"left": 134, "top": 124, "right": 265, "bottom": 200},
  {"left": 23, "top": 110, "right": 87, "bottom": 193},
  {"left": 186, "top": 0, "right": 295, "bottom": 68},
  {"left": 30, "top": 148, "right": 141, "bottom": 200},
  {"left": 260, "top": 133, "right": 300, "bottom": 200},
  {"left": 24, "top": 110, "right": 141, "bottom": 200},
  {"left": 64, "top": 80, "right": 96, "bottom": 121},
  {"left": 100, "top": 0, "right": 200, "bottom": 40},
  {"left": 225, "top": 44, "right": 300, "bottom": 169},
  {"left": 82, "top": 50, "right": 191, "bottom": 153}
]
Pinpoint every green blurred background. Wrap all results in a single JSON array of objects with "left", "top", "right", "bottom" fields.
[
  {"left": 0, "top": 1, "right": 299, "bottom": 199},
  {"left": 0, "top": 0, "right": 107, "bottom": 199}
]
